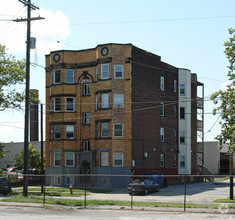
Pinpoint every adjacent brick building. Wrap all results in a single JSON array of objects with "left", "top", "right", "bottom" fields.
[{"left": 45, "top": 43, "right": 203, "bottom": 188}]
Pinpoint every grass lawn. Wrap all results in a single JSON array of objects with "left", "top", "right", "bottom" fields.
[{"left": 11, "top": 187, "right": 113, "bottom": 197}]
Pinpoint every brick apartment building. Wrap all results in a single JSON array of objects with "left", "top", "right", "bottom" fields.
[{"left": 45, "top": 43, "right": 204, "bottom": 188}]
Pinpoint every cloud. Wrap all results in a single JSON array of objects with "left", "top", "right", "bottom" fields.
[{"left": 0, "top": 0, "right": 70, "bottom": 56}]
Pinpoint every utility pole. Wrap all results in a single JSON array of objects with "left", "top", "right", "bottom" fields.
[
  {"left": 41, "top": 103, "right": 44, "bottom": 193},
  {"left": 14, "top": 0, "right": 44, "bottom": 197}
]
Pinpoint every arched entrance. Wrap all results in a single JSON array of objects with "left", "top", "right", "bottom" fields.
[{"left": 80, "top": 160, "right": 91, "bottom": 183}]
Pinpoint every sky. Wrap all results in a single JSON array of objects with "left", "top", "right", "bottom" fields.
[{"left": 0, "top": 0, "right": 234, "bottom": 143}]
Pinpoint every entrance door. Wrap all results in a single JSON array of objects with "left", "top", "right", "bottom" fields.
[{"left": 80, "top": 160, "right": 90, "bottom": 183}]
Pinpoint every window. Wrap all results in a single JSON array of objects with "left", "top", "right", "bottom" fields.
[
  {"left": 113, "top": 152, "right": 123, "bottom": 166},
  {"left": 101, "top": 152, "right": 109, "bottom": 166},
  {"left": 160, "top": 154, "right": 164, "bottom": 167},
  {"left": 83, "top": 140, "right": 90, "bottom": 151},
  {"left": 180, "top": 83, "right": 185, "bottom": 95},
  {"left": 54, "top": 176, "right": 61, "bottom": 185},
  {"left": 66, "top": 125, "right": 74, "bottom": 139},
  {"left": 101, "top": 123, "right": 109, "bottom": 138},
  {"left": 54, "top": 125, "right": 61, "bottom": 139},
  {"left": 174, "top": 154, "right": 177, "bottom": 167},
  {"left": 160, "top": 102, "right": 164, "bottom": 116},
  {"left": 113, "top": 94, "right": 124, "bottom": 108},
  {"left": 180, "top": 155, "right": 185, "bottom": 168},
  {"left": 160, "top": 76, "right": 164, "bottom": 91},
  {"left": 174, "top": 105, "right": 177, "bottom": 117},
  {"left": 174, "top": 130, "right": 177, "bottom": 141},
  {"left": 180, "top": 131, "right": 185, "bottom": 143},
  {"left": 54, "top": 70, "right": 61, "bottom": 84},
  {"left": 114, "top": 65, "right": 123, "bottom": 78},
  {"left": 65, "top": 153, "right": 74, "bottom": 167},
  {"left": 114, "top": 123, "right": 123, "bottom": 137},
  {"left": 83, "top": 113, "right": 90, "bottom": 125},
  {"left": 101, "top": 93, "right": 109, "bottom": 108},
  {"left": 66, "top": 70, "right": 74, "bottom": 83},
  {"left": 54, "top": 97, "right": 61, "bottom": 112},
  {"left": 96, "top": 95, "right": 98, "bottom": 110},
  {"left": 96, "top": 66, "right": 98, "bottom": 81},
  {"left": 83, "top": 83, "right": 90, "bottom": 96},
  {"left": 180, "top": 107, "right": 185, "bottom": 119},
  {"left": 66, "top": 97, "right": 75, "bottom": 112},
  {"left": 54, "top": 153, "right": 61, "bottom": 167},
  {"left": 101, "top": 64, "right": 109, "bottom": 79},
  {"left": 160, "top": 127, "right": 164, "bottom": 142},
  {"left": 174, "top": 80, "right": 177, "bottom": 92}
]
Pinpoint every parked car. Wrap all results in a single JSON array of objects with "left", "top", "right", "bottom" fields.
[
  {"left": 6, "top": 167, "right": 18, "bottom": 174},
  {"left": 0, "top": 177, "right": 12, "bottom": 195},
  {"left": 127, "top": 179, "right": 160, "bottom": 195},
  {"left": 18, "top": 168, "right": 36, "bottom": 181}
]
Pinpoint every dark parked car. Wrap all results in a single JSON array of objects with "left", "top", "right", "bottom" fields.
[
  {"left": 0, "top": 177, "right": 12, "bottom": 195},
  {"left": 127, "top": 179, "right": 160, "bottom": 195}
]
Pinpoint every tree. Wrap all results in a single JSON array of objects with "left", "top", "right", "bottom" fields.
[
  {"left": 211, "top": 28, "right": 235, "bottom": 153},
  {"left": 0, "top": 44, "right": 26, "bottom": 111},
  {"left": 0, "top": 142, "right": 5, "bottom": 158},
  {"left": 13, "top": 144, "right": 43, "bottom": 174}
]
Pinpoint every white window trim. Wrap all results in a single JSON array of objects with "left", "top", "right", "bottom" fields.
[
  {"left": 54, "top": 176, "right": 61, "bottom": 185},
  {"left": 113, "top": 152, "right": 123, "bottom": 167},
  {"left": 101, "top": 152, "right": 109, "bottom": 167},
  {"left": 54, "top": 97, "right": 61, "bottom": 112},
  {"left": 54, "top": 152, "right": 61, "bottom": 167},
  {"left": 160, "top": 76, "right": 164, "bottom": 91},
  {"left": 65, "top": 152, "right": 75, "bottom": 167},
  {"left": 54, "top": 70, "right": 61, "bottom": 84},
  {"left": 66, "top": 69, "right": 74, "bottom": 84},
  {"left": 66, "top": 125, "right": 74, "bottom": 139},
  {"left": 66, "top": 97, "right": 75, "bottom": 112},
  {"left": 160, "top": 127, "right": 164, "bottom": 142},
  {"left": 113, "top": 94, "right": 124, "bottom": 108},
  {"left": 114, "top": 65, "right": 124, "bottom": 79},
  {"left": 113, "top": 123, "right": 124, "bottom": 137},
  {"left": 101, "top": 64, "right": 109, "bottom": 80},
  {"left": 101, "top": 93, "right": 109, "bottom": 109}
]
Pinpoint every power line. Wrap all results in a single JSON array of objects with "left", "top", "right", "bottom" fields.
[{"left": 59, "top": 15, "right": 235, "bottom": 26}]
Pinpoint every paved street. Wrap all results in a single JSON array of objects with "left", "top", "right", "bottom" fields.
[{"left": 0, "top": 205, "right": 234, "bottom": 220}]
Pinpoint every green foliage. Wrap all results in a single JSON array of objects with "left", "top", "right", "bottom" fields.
[
  {"left": 211, "top": 29, "right": 235, "bottom": 153},
  {"left": 13, "top": 144, "right": 44, "bottom": 173},
  {"left": 0, "top": 142, "right": 6, "bottom": 158},
  {"left": 0, "top": 44, "right": 26, "bottom": 111}
]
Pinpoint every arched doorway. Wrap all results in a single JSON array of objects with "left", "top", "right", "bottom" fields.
[{"left": 80, "top": 160, "right": 90, "bottom": 183}]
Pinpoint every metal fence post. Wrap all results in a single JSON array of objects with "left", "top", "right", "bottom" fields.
[{"left": 184, "top": 174, "right": 187, "bottom": 212}]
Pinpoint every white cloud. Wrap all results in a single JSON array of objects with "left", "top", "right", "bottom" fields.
[{"left": 0, "top": 0, "right": 70, "bottom": 56}]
